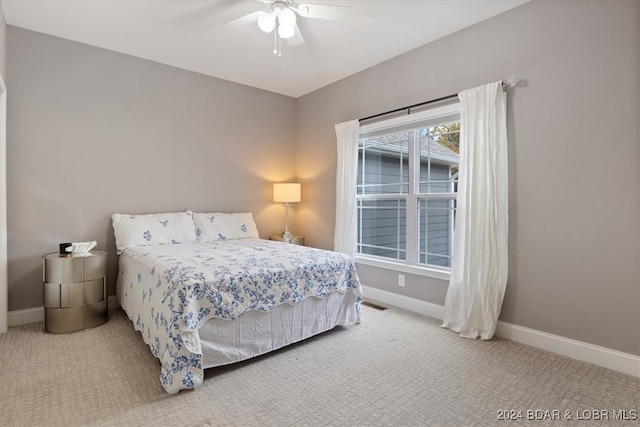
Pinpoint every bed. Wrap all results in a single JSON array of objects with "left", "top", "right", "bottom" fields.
[{"left": 113, "top": 211, "right": 362, "bottom": 393}]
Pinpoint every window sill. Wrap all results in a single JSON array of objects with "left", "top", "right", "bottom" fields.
[{"left": 354, "top": 256, "right": 451, "bottom": 281}]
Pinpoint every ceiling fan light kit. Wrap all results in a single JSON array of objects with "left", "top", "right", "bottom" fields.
[
  {"left": 259, "top": 1, "right": 297, "bottom": 56},
  {"left": 257, "top": 13, "right": 276, "bottom": 33},
  {"left": 277, "top": 24, "right": 295, "bottom": 39},
  {"left": 228, "top": 0, "right": 351, "bottom": 56},
  {"left": 277, "top": 8, "right": 297, "bottom": 28}
]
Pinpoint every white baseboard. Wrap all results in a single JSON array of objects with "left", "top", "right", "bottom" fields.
[
  {"left": 495, "top": 321, "right": 640, "bottom": 378},
  {"left": 8, "top": 295, "right": 120, "bottom": 327},
  {"left": 362, "top": 285, "right": 445, "bottom": 320},
  {"left": 361, "top": 285, "right": 640, "bottom": 378},
  {"left": 8, "top": 306, "right": 43, "bottom": 327}
]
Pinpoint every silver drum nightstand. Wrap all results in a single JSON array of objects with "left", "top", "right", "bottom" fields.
[
  {"left": 43, "top": 250, "right": 108, "bottom": 333},
  {"left": 269, "top": 235, "right": 305, "bottom": 245}
]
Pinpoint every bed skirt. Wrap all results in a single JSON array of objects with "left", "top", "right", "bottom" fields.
[{"left": 200, "top": 290, "right": 361, "bottom": 368}]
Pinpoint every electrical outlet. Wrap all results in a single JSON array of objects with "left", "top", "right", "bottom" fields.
[{"left": 398, "top": 274, "right": 405, "bottom": 287}]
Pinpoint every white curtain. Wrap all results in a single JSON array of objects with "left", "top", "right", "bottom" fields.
[
  {"left": 334, "top": 120, "right": 360, "bottom": 258},
  {"left": 442, "top": 81, "right": 508, "bottom": 340}
]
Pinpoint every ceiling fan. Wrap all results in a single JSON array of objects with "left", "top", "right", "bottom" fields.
[{"left": 225, "top": 0, "right": 351, "bottom": 56}]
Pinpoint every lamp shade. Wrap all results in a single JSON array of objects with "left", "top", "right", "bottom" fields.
[
  {"left": 273, "top": 183, "right": 301, "bottom": 203},
  {"left": 278, "top": 8, "right": 296, "bottom": 27},
  {"left": 278, "top": 23, "right": 295, "bottom": 39},
  {"left": 257, "top": 13, "right": 276, "bottom": 33}
]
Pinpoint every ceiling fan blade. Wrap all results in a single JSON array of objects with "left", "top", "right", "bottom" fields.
[
  {"left": 223, "top": 10, "right": 264, "bottom": 28},
  {"left": 296, "top": 3, "right": 351, "bottom": 21},
  {"left": 286, "top": 23, "right": 305, "bottom": 46}
]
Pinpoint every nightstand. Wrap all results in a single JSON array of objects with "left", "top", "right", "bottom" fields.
[
  {"left": 42, "top": 250, "right": 108, "bottom": 333},
  {"left": 269, "top": 234, "right": 305, "bottom": 245}
]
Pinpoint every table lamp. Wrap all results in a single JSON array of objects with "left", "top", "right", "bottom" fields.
[{"left": 273, "top": 183, "right": 301, "bottom": 242}]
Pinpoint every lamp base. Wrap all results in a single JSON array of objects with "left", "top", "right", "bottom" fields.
[{"left": 283, "top": 231, "right": 293, "bottom": 243}]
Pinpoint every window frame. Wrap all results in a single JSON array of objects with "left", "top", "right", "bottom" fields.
[{"left": 355, "top": 102, "right": 461, "bottom": 281}]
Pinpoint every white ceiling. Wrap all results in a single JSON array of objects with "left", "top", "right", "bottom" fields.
[{"left": 1, "top": 0, "right": 529, "bottom": 98}]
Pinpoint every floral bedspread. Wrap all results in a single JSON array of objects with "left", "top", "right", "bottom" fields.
[{"left": 117, "top": 239, "right": 362, "bottom": 393}]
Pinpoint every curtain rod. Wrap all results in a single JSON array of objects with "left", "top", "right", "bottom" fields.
[
  {"left": 358, "top": 77, "right": 518, "bottom": 123},
  {"left": 358, "top": 93, "right": 458, "bottom": 122}
]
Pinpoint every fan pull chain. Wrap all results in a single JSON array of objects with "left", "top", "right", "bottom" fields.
[
  {"left": 272, "top": 20, "right": 282, "bottom": 57},
  {"left": 273, "top": 27, "right": 278, "bottom": 55}
]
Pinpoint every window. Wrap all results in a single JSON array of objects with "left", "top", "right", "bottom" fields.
[{"left": 356, "top": 103, "right": 460, "bottom": 274}]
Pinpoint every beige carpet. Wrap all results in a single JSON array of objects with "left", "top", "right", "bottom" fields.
[{"left": 1, "top": 305, "right": 638, "bottom": 426}]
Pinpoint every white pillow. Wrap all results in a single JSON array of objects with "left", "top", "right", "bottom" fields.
[
  {"left": 111, "top": 211, "right": 197, "bottom": 254},
  {"left": 193, "top": 212, "right": 259, "bottom": 242}
]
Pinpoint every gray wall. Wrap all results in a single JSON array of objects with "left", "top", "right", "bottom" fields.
[
  {"left": 7, "top": 27, "right": 297, "bottom": 310},
  {"left": 295, "top": 0, "right": 639, "bottom": 355}
]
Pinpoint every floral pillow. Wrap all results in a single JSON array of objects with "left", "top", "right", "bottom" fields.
[
  {"left": 111, "top": 211, "right": 197, "bottom": 254},
  {"left": 192, "top": 212, "right": 259, "bottom": 242}
]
